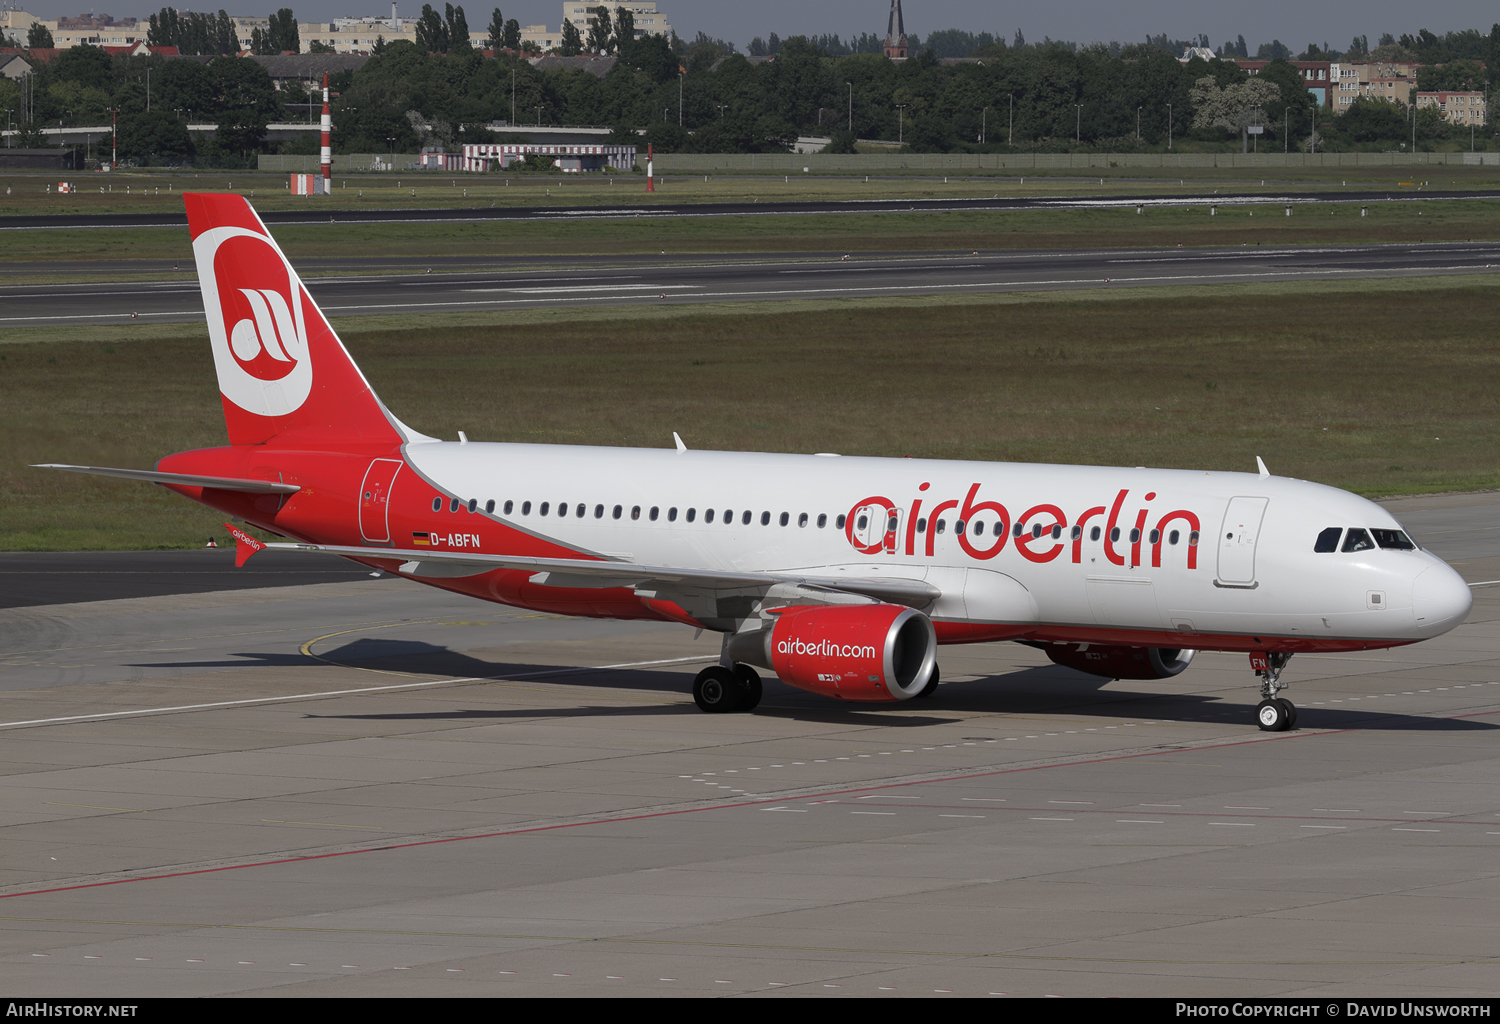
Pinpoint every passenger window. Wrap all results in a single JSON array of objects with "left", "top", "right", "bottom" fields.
[
  {"left": 468, "top": 498, "right": 477, "bottom": 513},
  {"left": 1372, "top": 529, "right": 1416, "bottom": 550},
  {"left": 798, "top": 513, "right": 808, "bottom": 528},
  {"left": 956, "top": 519, "right": 966, "bottom": 535},
  {"left": 779, "top": 512, "right": 789, "bottom": 527},
  {"left": 686, "top": 508, "right": 696, "bottom": 523},
  {"left": 1090, "top": 526, "right": 1101, "bottom": 541},
  {"left": 917, "top": 517, "right": 927, "bottom": 533},
  {"left": 668, "top": 507, "right": 678, "bottom": 522},
  {"left": 432, "top": 497, "right": 442, "bottom": 512},
  {"left": 540, "top": 502, "right": 550, "bottom": 516},
  {"left": 1168, "top": 530, "right": 1180, "bottom": 545},
  {"left": 1031, "top": 523, "right": 1043, "bottom": 539},
  {"left": 887, "top": 515, "right": 897, "bottom": 532},
  {"left": 1129, "top": 528, "right": 1140, "bottom": 543},
  {"left": 558, "top": 503, "right": 567, "bottom": 517},
  {"left": 1013, "top": 523, "right": 1024, "bottom": 538},
  {"left": 856, "top": 514, "right": 868, "bottom": 531},
  {"left": 836, "top": 514, "right": 846, "bottom": 530},
  {"left": 612, "top": 505, "right": 622, "bottom": 519},
  {"left": 761, "top": 511, "right": 770, "bottom": 526},
  {"left": 1314, "top": 527, "right": 1342, "bottom": 553},
  {"left": 522, "top": 501, "right": 532, "bottom": 515},
  {"left": 649, "top": 507, "right": 659, "bottom": 521},
  {"left": 504, "top": 500, "right": 513, "bottom": 515},
  {"left": 486, "top": 499, "right": 495, "bottom": 514},
  {"left": 1149, "top": 529, "right": 1159, "bottom": 544},
  {"left": 594, "top": 504, "right": 604, "bottom": 519},
  {"left": 1070, "top": 525, "right": 1082, "bottom": 540},
  {"left": 631, "top": 505, "right": 641, "bottom": 520},
  {"left": 1188, "top": 530, "right": 1199, "bottom": 546},
  {"left": 1110, "top": 527, "right": 1121, "bottom": 542},
  {"left": 450, "top": 498, "right": 461, "bottom": 513},
  {"left": 1342, "top": 528, "right": 1375, "bottom": 552},
  {"left": 743, "top": 510, "right": 753, "bottom": 526},
  {"left": 576, "top": 503, "right": 585, "bottom": 518},
  {"left": 1051, "top": 525, "right": 1062, "bottom": 540},
  {"left": 818, "top": 514, "right": 827, "bottom": 529},
  {"left": 705, "top": 509, "right": 715, "bottom": 524}
]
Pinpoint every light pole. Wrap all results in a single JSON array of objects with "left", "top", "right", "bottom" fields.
[
  {"left": 982, "top": 105, "right": 988, "bottom": 144},
  {"left": 1008, "top": 92, "right": 1013, "bottom": 145},
  {"left": 1136, "top": 106, "right": 1141, "bottom": 141},
  {"left": 678, "top": 71, "right": 683, "bottom": 127},
  {"left": 897, "top": 104, "right": 906, "bottom": 145},
  {"left": 1075, "top": 104, "right": 1081, "bottom": 143},
  {"left": 4, "top": 109, "right": 10, "bottom": 148},
  {"left": 716, "top": 104, "right": 727, "bottom": 119},
  {"left": 510, "top": 67, "right": 515, "bottom": 127},
  {"left": 1284, "top": 107, "right": 1289, "bottom": 153},
  {"left": 1167, "top": 103, "right": 1173, "bottom": 149},
  {"left": 847, "top": 82, "right": 852, "bottom": 132}
]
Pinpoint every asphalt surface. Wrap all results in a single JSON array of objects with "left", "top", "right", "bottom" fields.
[
  {"left": 0, "top": 491, "right": 1496, "bottom": 996},
  {"left": 7, "top": 240, "right": 1500, "bottom": 327},
  {"left": 4, "top": 188, "right": 1497, "bottom": 231}
]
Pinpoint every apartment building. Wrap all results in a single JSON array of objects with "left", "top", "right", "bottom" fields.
[
  {"left": 560, "top": 3, "right": 671, "bottom": 41},
  {"left": 1417, "top": 90, "right": 1487, "bottom": 125},
  {"left": 1332, "top": 62, "right": 1417, "bottom": 110}
]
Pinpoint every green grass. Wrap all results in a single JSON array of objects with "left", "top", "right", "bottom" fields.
[
  {"left": 6, "top": 197, "right": 1500, "bottom": 268},
  {"left": 4, "top": 276, "right": 1498, "bottom": 550}
]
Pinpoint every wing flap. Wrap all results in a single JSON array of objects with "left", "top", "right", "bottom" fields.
[{"left": 267, "top": 542, "right": 940, "bottom": 606}]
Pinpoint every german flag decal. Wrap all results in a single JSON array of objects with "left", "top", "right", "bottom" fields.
[{"left": 411, "top": 531, "right": 431, "bottom": 546}]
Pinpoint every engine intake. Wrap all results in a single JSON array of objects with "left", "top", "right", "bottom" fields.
[
  {"left": 1042, "top": 643, "right": 1195, "bottom": 680},
  {"left": 727, "top": 603, "right": 937, "bottom": 702}
]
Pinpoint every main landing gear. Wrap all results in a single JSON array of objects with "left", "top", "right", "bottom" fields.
[
  {"left": 1252, "top": 651, "right": 1297, "bottom": 731},
  {"left": 692, "top": 664, "right": 762, "bottom": 714}
]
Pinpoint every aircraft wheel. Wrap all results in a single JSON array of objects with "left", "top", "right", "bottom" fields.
[
  {"left": 693, "top": 666, "right": 745, "bottom": 714},
  {"left": 734, "top": 665, "right": 763, "bottom": 712},
  {"left": 1255, "top": 698, "right": 1290, "bottom": 732},
  {"left": 1276, "top": 697, "right": 1299, "bottom": 730},
  {"left": 915, "top": 663, "right": 941, "bottom": 698}
]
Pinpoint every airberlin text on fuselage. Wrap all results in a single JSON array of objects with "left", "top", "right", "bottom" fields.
[{"left": 845, "top": 484, "right": 1203, "bottom": 570}]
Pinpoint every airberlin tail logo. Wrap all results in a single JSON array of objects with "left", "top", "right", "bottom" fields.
[{"left": 193, "top": 225, "right": 313, "bottom": 417}]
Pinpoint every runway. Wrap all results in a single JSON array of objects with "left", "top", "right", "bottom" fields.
[
  {"left": 0, "top": 492, "right": 1497, "bottom": 996},
  {"left": 6, "top": 240, "right": 1500, "bottom": 328}
]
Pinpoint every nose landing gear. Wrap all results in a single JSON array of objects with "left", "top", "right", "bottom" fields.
[{"left": 1251, "top": 651, "right": 1297, "bottom": 731}]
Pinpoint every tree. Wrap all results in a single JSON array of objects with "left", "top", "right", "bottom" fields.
[
  {"left": 271, "top": 8, "right": 299, "bottom": 54},
  {"left": 446, "top": 5, "right": 471, "bottom": 51},
  {"left": 587, "top": 6, "right": 612, "bottom": 54},
  {"left": 308, "top": 40, "right": 335, "bottom": 53},
  {"left": 118, "top": 109, "right": 193, "bottom": 164},
  {"left": 1190, "top": 75, "right": 1281, "bottom": 151},
  {"left": 502, "top": 18, "right": 520, "bottom": 51},
  {"left": 27, "top": 22, "right": 54, "bottom": 48},
  {"left": 559, "top": 19, "right": 582, "bottom": 57},
  {"left": 485, "top": 8, "right": 504, "bottom": 51},
  {"left": 613, "top": 6, "right": 635, "bottom": 53},
  {"left": 416, "top": 4, "right": 448, "bottom": 53}
]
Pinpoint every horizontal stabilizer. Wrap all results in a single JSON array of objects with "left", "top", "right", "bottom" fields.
[
  {"left": 33, "top": 464, "right": 300, "bottom": 495},
  {"left": 266, "top": 542, "right": 940, "bottom": 607}
]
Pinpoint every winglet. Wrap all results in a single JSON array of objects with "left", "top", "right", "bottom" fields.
[
  {"left": 1256, "top": 456, "right": 1270, "bottom": 478},
  {"left": 223, "top": 522, "right": 267, "bottom": 567},
  {"left": 673, "top": 431, "right": 687, "bottom": 452}
]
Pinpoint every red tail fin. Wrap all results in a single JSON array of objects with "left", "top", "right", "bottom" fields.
[{"left": 184, "top": 193, "right": 406, "bottom": 448}]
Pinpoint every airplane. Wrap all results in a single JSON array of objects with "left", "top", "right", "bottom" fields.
[{"left": 38, "top": 193, "right": 1474, "bottom": 731}]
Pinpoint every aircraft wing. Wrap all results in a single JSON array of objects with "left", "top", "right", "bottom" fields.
[
  {"left": 34, "top": 464, "right": 301, "bottom": 495},
  {"left": 265, "top": 542, "right": 940, "bottom": 607}
]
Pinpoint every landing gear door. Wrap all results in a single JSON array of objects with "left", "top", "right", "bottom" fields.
[
  {"left": 359, "top": 458, "right": 403, "bottom": 544},
  {"left": 1217, "top": 496, "right": 1268, "bottom": 586}
]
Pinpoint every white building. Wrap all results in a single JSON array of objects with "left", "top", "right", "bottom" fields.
[{"left": 560, "top": 3, "right": 671, "bottom": 42}]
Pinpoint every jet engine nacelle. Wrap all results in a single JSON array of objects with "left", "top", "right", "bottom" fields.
[
  {"left": 1042, "top": 643, "right": 1196, "bottom": 680},
  {"left": 727, "top": 604, "right": 937, "bottom": 702}
]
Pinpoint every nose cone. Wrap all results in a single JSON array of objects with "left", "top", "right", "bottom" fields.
[{"left": 1413, "top": 563, "right": 1473, "bottom": 636}]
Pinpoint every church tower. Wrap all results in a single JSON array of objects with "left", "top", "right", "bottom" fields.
[{"left": 882, "top": 0, "right": 908, "bottom": 59}]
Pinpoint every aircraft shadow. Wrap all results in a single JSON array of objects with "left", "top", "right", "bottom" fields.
[{"left": 130, "top": 638, "right": 1498, "bottom": 732}]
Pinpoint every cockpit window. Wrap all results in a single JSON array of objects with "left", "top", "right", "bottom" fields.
[
  {"left": 1314, "top": 527, "right": 1342, "bottom": 553},
  {"left": 1342, "top": 528, "right": 1375, "bottom": 552},
  {"left": 1372, "top": 529, "right": 1416, "bottom": 550}
]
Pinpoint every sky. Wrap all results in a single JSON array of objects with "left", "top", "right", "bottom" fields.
[{"left": 11, "top": 0, "right": 1499, "bottom": 52}]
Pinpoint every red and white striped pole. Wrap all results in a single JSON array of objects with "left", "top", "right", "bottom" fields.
[
  {"left": 319, "top": 73, "right": 331, "bottom": 194},
  {"left": 646, "top": 142, "right": 653, "bottom": 192}
]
